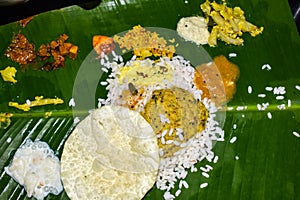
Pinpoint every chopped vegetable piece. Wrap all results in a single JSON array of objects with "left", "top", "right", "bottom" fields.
[
  {"left": 44, "top": 112, "right": 52, "bottom": 118},
  {"left": 37, "top": 34, "right": 79, "bottom": 71},
  {"left": 9, "top": 96, "right": 64, "bottom": 111},
  {"left": 0, "top": 113, "right": 13, "bottom": 129},
  {"left": 0, "top": 66, "right": 17, "bottom": 83},
  {"left": 200, "top": 0, "right": 263, "bottom": 46},
  {"left": 92, "top": 35, "right": 115, "bottom": 57}
]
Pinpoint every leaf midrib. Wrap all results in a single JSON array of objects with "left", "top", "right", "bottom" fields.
[{"left": 7, "top": 103, "right": 300, "bottom": 118}]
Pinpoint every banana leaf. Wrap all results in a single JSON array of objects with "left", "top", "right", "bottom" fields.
[{"left": 0, "top": 0, "right": 300, "bottom": 199}]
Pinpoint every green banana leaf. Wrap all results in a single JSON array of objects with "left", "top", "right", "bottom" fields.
[{"left": 0, "top": 0, "right": 300, "bottom": 199}]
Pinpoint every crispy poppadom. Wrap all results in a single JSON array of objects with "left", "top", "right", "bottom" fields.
[{"left": 61, "top": 106, "right": 159, "bottom": 200}]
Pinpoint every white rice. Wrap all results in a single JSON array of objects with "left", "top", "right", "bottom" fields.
[
  {"left": 273, "top": 86, "right": 286, "bottom": 95},
  {"left": 26, "top": 99, "right": 31, "bottom": 106},
  {"left": 175, "top": 189, "right": 181, "bottom": 197},
  {"left": 276, "top": 95, "right": 284, "bottom": 100},
  {"left": 173, "top": 141, "right": 181, "bottom": 146},
  {"left": 257, "top": 93, "right": 266, "bottom": 98},
  {"left": 277, "top": 104, "right": 286, "bottom": 110},
  {"left": 169, "top": 128, "right": 174, "bottom": 136},
  {"left": 207, "top": 62, "right": 212, "bottom": 66},
  {"left": 202, "top": 172, "right": 210, "bottom": 178},
  {"left": 100, "top": 54, "right": 226, "bottom": 199},
  {"left": 101, "top": 67, "right": 109, "bottom": 73},
  {"left": 200, "top": 166, "right": 208, "bottom": 172},
  {"left": 68, "top": 98, "right": 75, "bottom": 107},
  {"left": 160, "top": 114, "right": 171, "bottom": 124},
  {"left": 111, "top": 50, "right": 117, "bottom": 58},
  {"left": 6, "top": 137, "right": 12, "bottom": 143},
  {"left": 162, "top": 130, "right": 168, "bottom": 137},
  {"left": 230, "top": 136, "right": 237, "bottom": 143},
  {"left": 213, "top": 155, "right": 219, "bottom": 163},
  {"left": 267, "top": 112, "right": 272, "bottom": 119},
  {"left": 181, "top": 180, "right": 189, "bottom": 188},
  {"left": 233, "top": 124, "right": 237, "bottom": 130},
  {"left": 261, "top": 64, "right": 271, "bottom": 71},
  {"left": 100, "top": 58, "right": 105, "bottom": 65},
  {"left": 166, "top": 140, "right": 174, "bottom": 145},
  {"left": 161, "top": 137, "right": 166, "bottom": 145},
  {"left": 100, "top": 81, "right": 108, "bottom": 86},
  {"left": 288, "top": 99, "right": 292, "bottom": 107},
  {"left": 263, "top": 103, "right": 269, "bottom": 110},
  {"left": 205, "top": 164, "right": 213, "bottom": 171},
  {"left": 247, "top": 86, "right": 252, "bottom": 94},
  {"left": 229, "top": 53, "right": 237, "bottom": 58},
  {"left": 265, "top": 86, "right": 273, "bottom": 91},
  {"left": 257, "top": 102, "right": 269, "bottom": 111},
  {"left": 191, "top": 165, "right": 198, "bottom": 172},
  {"left": 227, "top": 106, "right": 234, "bottom": 110},
  {"left": 159, "top": 149, "right": 164, "bottom": 157},
  {"left": 257, "top": 104, "right": 262, "bottom": 111},
  {"left": 163, "top": 191, "right": 175, "bottom": 200},
  {"left": 292, "top": 131, "right": 300, "bottom": 138},
  {"left": 200, "top": 182, "right": 208, "bottom": 188},
  {"left": 178, "top": 133, "right": 184, "bottom": 141},
  {"left": 73, "top": 117, "right": 80, "bottom": 124},
  {"left": 236, "top": 106, "right": 247, "bottom": 111}
]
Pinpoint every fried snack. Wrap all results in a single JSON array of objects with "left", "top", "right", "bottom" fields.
[{"left": 61, "top": 106, "right": 159, "bottom": 200}]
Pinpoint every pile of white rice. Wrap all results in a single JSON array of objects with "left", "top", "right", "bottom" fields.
[{"left": 97, "top": 51, "right": 225, "bottom": 199}]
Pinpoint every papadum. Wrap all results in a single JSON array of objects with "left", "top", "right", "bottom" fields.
[{"left": 61, "top": 105, "right": 159, "bottom": 200}]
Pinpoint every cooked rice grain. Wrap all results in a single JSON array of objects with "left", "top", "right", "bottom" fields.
[{"left": 101, "top": 54, "right": 225, "bottom": 199}]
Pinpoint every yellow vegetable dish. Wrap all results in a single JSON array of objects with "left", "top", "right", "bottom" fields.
[
  {"left": 9, "top": 96, "right": 64, "bottom": 111},
  {"left": 113, "top": 25, "right": 176, "bottom": 59},
  {"left": 201, "top": 0, "right": 264, "bottom": 46},
  {"left": 0, "top": 66, "right": 17, "bottom": 83},
  {"left": 0, "top": 113, "right": 13, "bottom": 129}
]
